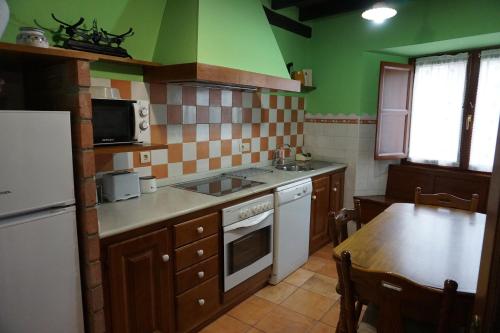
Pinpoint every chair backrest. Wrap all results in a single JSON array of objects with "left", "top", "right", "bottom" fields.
[
  {"left": 328, "top": 200, "right": 361, "bottom": 247},
  {"left": 414, "top": 187, "right": 479, "bottom": 212},
  {"left": 340, "top": 251, "right": 458, "bottom": 333}
]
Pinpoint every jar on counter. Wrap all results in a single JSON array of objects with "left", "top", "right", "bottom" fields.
[{"left": 16, "top": 27, "right": 49, "bottom": 48}]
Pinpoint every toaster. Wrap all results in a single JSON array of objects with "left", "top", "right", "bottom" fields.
[{"left": 102, "top": 171, "right": 140, "bottom": 202}]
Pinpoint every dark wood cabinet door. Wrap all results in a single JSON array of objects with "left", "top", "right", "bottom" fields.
[
  {"left": 309, "top": 175, "right": 331, "bottom": 254},
  {"left": 107, "top": 228, "right": 173, "bottom": 333},
  {"left": 329, "top": 172, "right": 345, "bottom": 214}
]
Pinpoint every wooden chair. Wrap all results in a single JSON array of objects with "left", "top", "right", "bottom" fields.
[
  {"left": 339, "top": 251, "right": 458, "bottom": 333},
  {"left": 328, "top": 199, "right": 361, "bottom": 247},
  {"left": 414, "top": 187, "right": 479, "bottom": 212}
]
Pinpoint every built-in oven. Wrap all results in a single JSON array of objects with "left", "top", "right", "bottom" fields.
[{"left": 222, "top": 194, "right": 274, "bottom": 292}]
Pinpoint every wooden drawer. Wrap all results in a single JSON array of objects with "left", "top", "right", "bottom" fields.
[
  {"left": 176, "top": 276, "right": 220, "bottom": 333},
  {"left": 175, "top": 234, "right": 218, "bottom": 271},
  {"left": 175, "top": 255, "right": 219, "bottom": 295},
  {"left": 174, "top": 212, "right": 220, "bottom": 248}
]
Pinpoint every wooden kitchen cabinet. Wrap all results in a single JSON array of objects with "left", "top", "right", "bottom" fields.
[
  {"left": 309, "top": 170, "right": 345, "bottom": 254},
  {"left": 107, "top": 228, "right": 174, "bottom": 333},
  {"left": 329, "top": 171, "right": 344, "bottom": 213}
]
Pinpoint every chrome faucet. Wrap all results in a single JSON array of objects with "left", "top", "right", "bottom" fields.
[{"left": 273, "top": 144, "right": 296, "bottom": 166}]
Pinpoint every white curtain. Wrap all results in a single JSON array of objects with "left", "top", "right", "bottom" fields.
[
  {"left": 469, "top": 49, "right": 500, "bottom": 172},
  {"left": 408, "top": 53, "right": 468, "bottom": 166}
]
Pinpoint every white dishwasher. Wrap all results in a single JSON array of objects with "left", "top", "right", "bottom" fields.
[{"left": 270, "top": 178, "right": 313, "bottom": 284}]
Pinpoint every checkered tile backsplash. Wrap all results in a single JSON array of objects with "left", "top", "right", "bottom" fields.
[{"left": 92, "top": 78, "right": 305, "bottom": 179}]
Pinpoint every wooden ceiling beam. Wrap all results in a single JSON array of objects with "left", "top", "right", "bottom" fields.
[
  {"left": 271, "top": 0, "right": 309, "bottom": 10},
  {"left": 299, "top": 0, "right": 376, "bottom": 21}
]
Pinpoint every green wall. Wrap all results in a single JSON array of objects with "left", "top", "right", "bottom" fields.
[{"left": 307, "top": 0, "right": 500, "bottom": 115}]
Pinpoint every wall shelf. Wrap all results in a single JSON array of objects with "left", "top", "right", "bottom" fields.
[
  {"left": 0, "top": 41, "right": 161, "bottom": 67},
  {"left": 94, "top": 143, "right": 168, "bottom": 155}
]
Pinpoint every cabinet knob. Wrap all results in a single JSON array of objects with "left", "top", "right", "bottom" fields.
[
  {"left": 198, "top": 299, "right": 205, "bottom": 306},
  {"left": 312, "top": 195, "right": 317, "bottom": 200},
  {"left": 161, "top": 254, "right": 170, "bottom": 262},
  {"left": 197, "top": 249, "right": 204, "bottom": 257},
  {"left": 333, "top": 187, "right": 337, "bottom": 192},
  {"left": 198, "top": 271, "right": 205, "bottom": 279},
  {"left": 197, "top": 226, "right": 204, "bottom": 234}
]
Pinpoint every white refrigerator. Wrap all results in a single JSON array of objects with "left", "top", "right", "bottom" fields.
[{"left": 0, "top": 111, "right": 84, "bottom": 333}]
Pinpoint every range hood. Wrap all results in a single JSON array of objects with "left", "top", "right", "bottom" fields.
[{"left": 145, "top": 0, "right": 300, "bottom": 92}]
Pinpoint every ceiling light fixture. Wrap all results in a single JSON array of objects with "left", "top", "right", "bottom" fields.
[{"left": 361, "top": 2, "right": 397, "bottom": 24}]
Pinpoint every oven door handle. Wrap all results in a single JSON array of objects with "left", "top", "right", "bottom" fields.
[{"left": 224, "top": 210, "right": 273, "bottom": 232}]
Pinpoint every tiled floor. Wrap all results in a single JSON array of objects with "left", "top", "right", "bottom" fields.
[{"left": 201, "top": 244, "right": 340, "bottom": 333}]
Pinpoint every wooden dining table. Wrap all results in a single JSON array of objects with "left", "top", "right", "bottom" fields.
[{"left": 333, "top": 203, "right": 487, "bottom": 330}]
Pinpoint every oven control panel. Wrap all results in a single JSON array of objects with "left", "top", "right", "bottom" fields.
[{"left": 222, "top": 194, "right": 274, "bottom": 226}]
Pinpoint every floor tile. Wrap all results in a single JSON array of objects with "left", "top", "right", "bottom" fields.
[
  {"left": 254, "top": 305, "right": 316, "bottom": 333},
  {"left": 199, "top": 315, "right": 251, "bottom": 333},
  {"left": 255, "top": 282, "right": 297, "bottom": 304},
  {"left": 283, "top": 268, "right": 315, "bottom": 287},
  {"left": 313, "top": 244, "right": 335, "bottom": 261},
  {"left": 310, "top": 322, "right": 337, "bottom": 333},
  {"left": 301, "top": 273, "right": 340, "bottom": 300},
  {"left": 302, "top": 256, "right": 330, "bottom": 272},
  {"left": 228, "top": 295, "right": 276, "bottom": 326},
  {"left": 316, "top": 259, "right": 339, "bottom": 279},
  {"left": 247, "top": 329, "right": 264, "bottom": 333},
  {"left": 281, "top": 288, "right": 335, "bottom": 320},
  {"left": 320, "top": 301, "right": 341, "bottom": 327}
]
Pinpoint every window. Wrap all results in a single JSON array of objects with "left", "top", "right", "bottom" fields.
[
  {"left": 469, "top": 50, "right": 500, "bottom": 172},
  {"left": 375, "top": 49, "right": 500, "bottom": 173},
  {"left": 408, "top": 54, "right": 468, "bottom": 166}
]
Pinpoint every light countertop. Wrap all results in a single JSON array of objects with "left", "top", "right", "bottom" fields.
[{"left": 98, "top": 162, "right": 346, "bottom": 238}]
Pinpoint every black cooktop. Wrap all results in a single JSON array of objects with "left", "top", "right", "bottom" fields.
[{"left": 172, "top": 175, "right": 265, "bottom": 197}]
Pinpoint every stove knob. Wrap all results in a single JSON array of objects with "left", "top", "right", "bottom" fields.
[{"left": 239, "top": 211, "right": 245, "bottom": 219}]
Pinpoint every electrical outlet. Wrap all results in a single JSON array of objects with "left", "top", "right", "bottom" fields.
[
  {"left": 140, "top": 151, "right": 151, "bottom": 164},
  {"left": 240, "top": 142, "right": 251, "bottom": 153}
]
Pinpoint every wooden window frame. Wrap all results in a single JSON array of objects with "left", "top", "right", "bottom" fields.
[{"left": 401, "top": 46, "right": 499, "bottom": 175}]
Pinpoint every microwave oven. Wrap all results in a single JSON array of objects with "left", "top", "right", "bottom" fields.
[{"left": 92, "top": 99, "right": 149, "bottom": 145}]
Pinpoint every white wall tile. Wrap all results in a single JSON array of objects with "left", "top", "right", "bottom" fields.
[
  {"left": 168, "top": 163, "right": 183, "bottom": 177},
  {"left": 209, "top": 141, "right": 221, "bottom": 158},
  {"left": 196, "top": 159, "right": 209, "bottom": 172},
  {"left": 167, "top": 125, "right": 182, "bottom": 144},
  {"left": 151, "top": 149, "right": 168, "bottom": 165},
  {"left": 260, "top": 123, "right": 269, "bottom": 137},
  {"left": 260, "top": 151, "right": 268, "bottom": 162},
  {"left": 242, "top": 124, "right": 252, "bottom": 139},
  {"left": 242, "top": 153, "right": 251, "bottom": 165},
  {"left": 221, "top": 123, "right": 232, "bottom": 140},
  {"left": 134, "top": 166, "right": 152, "bottom": 177},
  {"left": 150, "top": 104, "right": 167, "bottom": 125},
  {"left": 183, "top": 143, "right": 196, "bottom": 161},
  {"left": 221, "top": 90, "right": 232, "bottom": 107},
  {"left": 131, "top": 81, "right": 150, "bottom": 100},
  {"left": 284, "top": 109, "right": 291, "bottom": 122},
  {"left": 251, "top": 138, "right": 260, "bottom": 152},
  {"left": 221, "top": 156, "right": 232, "bottom": 168},
  {"left": 277, "top": 95, "right": 284, "bottom": 109},
  {"left": 268, "top": 136, "right": 276, "bottom": 150},
  {"left": 90, "top": 77, "right": 111, "bottom": 87},
  {"left": 291, "top": 96, "right": 298, "bottom": 109},
  {"left": 277, "top": 123, "right": 284, "bottom": 136},
  {"left": 269, "top": 109, "right": 277, "bottom": 123},
  {"left": 232, "top": 139, "right": 241, "bottom": 154},
  {"left": 209, "top": 106, "right": 221, "bottom": 123},
  {"left": 232, "top": 107, "right": 242, "bottom": 123},
  {"left": 261, "top": 93, "right": 270, "bottom": 108},
  {"left": 182, "top": 105, "right": 196, "bottom": 124},
  {"left": 291, "top": 123, "right": 297, "bottom": 135},
  {"left": 167, "top": 84, "right": 182, "bottom": 105},
  {"left": 252, "top": 108, "right": 261, "bottom": 123},
  {"left": 196, "top": 88, "right": 209, "bottom": 106},
  {"left": 196, "top": 124, "right": 209, "bottom": 141},
  {"left": 113, "top": 152, "right": 133, "bottom": 170},
  {"left": 242, "top": 92, "right": 253, "bottom": 108}
]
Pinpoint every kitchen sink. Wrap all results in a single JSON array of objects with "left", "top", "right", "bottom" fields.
[
  {"left": 274, "top": 160, "right": 333, "bottom": 172},
  {"left": 275, "top": 162, "right": 313, "bottom": 172}
]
